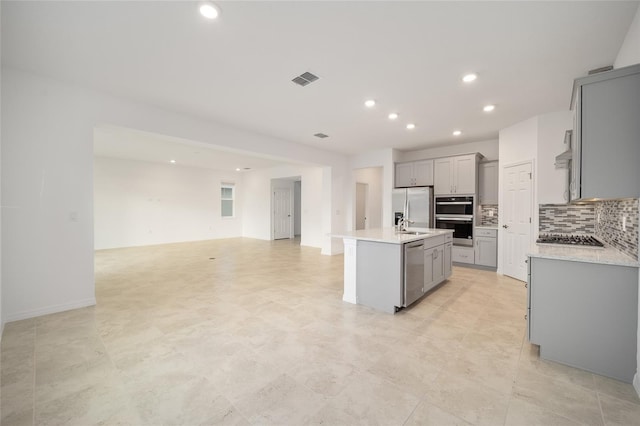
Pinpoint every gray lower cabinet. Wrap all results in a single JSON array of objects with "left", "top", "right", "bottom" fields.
[
  {"left": 425, "top": 245, "right": 444, "bottom": 293},
  {"left": 474, "top": 228, "right": 498, "bottom": 268},
  {"left": 528, "top": 256, "right": 638, "bottom": 383}
]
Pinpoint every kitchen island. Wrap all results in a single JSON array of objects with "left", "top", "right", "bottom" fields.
[{"left": 333, "top": 228, "right": 454, "bottom": 314}]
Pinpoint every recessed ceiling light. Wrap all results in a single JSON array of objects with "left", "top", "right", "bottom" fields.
[
  {"left": 170, "top": 160, "right": 176, "bottom": 164},
  {"left": 453, "top": 130, "right": 462, "bottom": 136},
  {"left": 388, "top": 113, "right": 399, "bottom": 120},
  {"left": 199, "top": 2, "right": 220, "bottom": 19},
  {"left": 483, "top": 104, "right": 495, "bottom": 112},
  {"left": 235, "top": 168, "right": 241, "bottom": 171},
  {"left": 364, "top": 99, "right": 376, "bottom": 108},
  {"left": 406, "top": 123, "right": 416, "bottom": 130},
  {"left": 462, "top": 73, "right": 477, "bottom": 83}
]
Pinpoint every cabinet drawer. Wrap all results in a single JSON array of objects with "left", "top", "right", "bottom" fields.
[
  {"left": 444, "top": 233, "right": 453, "bottom": 243},
  {"left": 452, "top": 246, "right": 475, "bottom": 264},
  {"left": 475, "top": 228, "right": 497, "bottom": 238},
  {"left": 423, "top": 235, "right": 445, "bottom": 250}
]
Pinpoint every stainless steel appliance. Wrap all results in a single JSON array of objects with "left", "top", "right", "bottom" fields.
[
  {"left": 403, "top": 240, "right": 425, "bottom": 307},
  {"left": 392, "top": 187, "right": 434, "bottom": 230},
  {"left": 435, "top": 196, "right": 474, "bottom": 246},
  {"left": 536, "top": 234, "right": 604, "bottom": 248}
]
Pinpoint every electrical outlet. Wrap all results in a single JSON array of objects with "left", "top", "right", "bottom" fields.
[
  {"left": 622, "top": 216, "right": 626, "bottom": 231},
  {"left": 488, "top": 210, "right": 494, "bottom": 217}
]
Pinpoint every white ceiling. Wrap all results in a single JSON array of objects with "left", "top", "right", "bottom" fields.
[
  {"left": 3, "top": 1, "right": 638, "bottom": 157},
  {"left": 93, "top": 126, "right": 293, "bottom": 171}
]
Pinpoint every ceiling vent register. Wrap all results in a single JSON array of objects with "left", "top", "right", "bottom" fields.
[
  {"left": 314, "top": 133, "right": 329, "bottom": 139},
  {"left": 292, "top": 71, "right": 319, "bottom": 87}
]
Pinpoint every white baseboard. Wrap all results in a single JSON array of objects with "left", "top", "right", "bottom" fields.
[
  {"left": 5, "top": 298, "right": 96, "bottom": 323},
  {"left": 634, "top": 373, "right": 640, "bottom": 398}
]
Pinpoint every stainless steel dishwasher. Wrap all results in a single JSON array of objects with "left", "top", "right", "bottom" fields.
[{"left": 403, "top": 240, "right": 425, "bottom": 307}]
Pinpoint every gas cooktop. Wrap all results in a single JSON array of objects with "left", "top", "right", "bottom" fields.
[{"left": 536, "top": 234, "right": 604, "bottom": 248}]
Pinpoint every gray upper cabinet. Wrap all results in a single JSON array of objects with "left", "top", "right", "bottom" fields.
[
  {"left": 478, "top": 161, "right": 498, "bottom": 205},
  {"left": 395, "top": 159, "right": 434, "bottom": 187},
  {"left": 434, "top": 154, "right": 478, "bottom": 195},
  {"left": 571, "top": 64, "right": 640, "bottom": 200}
]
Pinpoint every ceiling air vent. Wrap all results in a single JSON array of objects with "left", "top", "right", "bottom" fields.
[
  {"left": 292, "top": 71, "right": 319, "bottom": 87},
  {"left": 314, "top": 133, "right": 329, "bottom": 139}
]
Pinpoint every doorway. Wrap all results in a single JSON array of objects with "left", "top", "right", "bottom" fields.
[
  {"left": 271, "top": 176, "right": 301, "bottom": 241},
  {"left": 502, "top": 161, "right": 533, "bottom": 282},
  {"left": 355, "top": 182, "right": 368, "bottom": 230}
]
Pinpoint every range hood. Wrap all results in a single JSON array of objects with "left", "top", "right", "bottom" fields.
[{"left": 554, "top": 130, "right": 572, "bottom": 169}]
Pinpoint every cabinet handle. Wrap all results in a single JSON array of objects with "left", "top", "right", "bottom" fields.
[
  {"left": 524, "top": 283, "right": 527, "bottom": 288},
  {"left": 524, "top": 314, "right": 528, "bottom": 320},
  {"left": 434, "top": 250, "right": 438, "bottom": 259}
]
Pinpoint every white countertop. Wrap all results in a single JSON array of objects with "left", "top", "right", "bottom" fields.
[
  {"left": 332, "top": 227, "right": 453, "bottom": 244},
  {"left": 528, "top": 244, "right": 639, "bottom": 268}
]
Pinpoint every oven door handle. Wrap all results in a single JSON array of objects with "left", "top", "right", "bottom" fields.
[
  {"left": 436, "top": 201, "right": 472, "bottom": 205},
  {"left": 435, "top": 216, "right": 473, "bottom": 221}
]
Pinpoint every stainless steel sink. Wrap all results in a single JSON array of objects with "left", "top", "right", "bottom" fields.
[{"left": 396, "top": 231, "right": 428, "bottom": 235}]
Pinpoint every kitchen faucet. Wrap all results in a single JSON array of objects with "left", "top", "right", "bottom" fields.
[{"left": 396, "top": 217, "right": 412, "bottom": 232}]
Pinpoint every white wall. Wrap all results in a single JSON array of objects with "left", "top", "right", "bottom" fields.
[
  {"left": 242, "top": 165, "right": 325, "bottom": 249},
  {"left": 537, "top": 111, "right": 573, "bottom": 204},
  {"left": 294, "top": 180, "right": 301, "bottom": 236},
  {"left": 94, "top": 157, "right": 242, "bottom": 249},
  {"left": 398, "top": 139, "right": 499, "bottom": 162},
  {"left": 613, "top": 3, "right": 640, "bottom": 397},
  {"left": 348, "top": 148, "right": 397, "bottom": 231},
  {"left": 614, "top": 5, "right": 640, "bottom": 69},
  {"left": 1, "top": 67, "right": 348, "bottom": 322},
  {"left": 353, "top": 167, "right": 384, "bottom": 229}
]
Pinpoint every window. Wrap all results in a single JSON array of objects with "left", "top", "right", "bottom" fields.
[{"left": 221, "top": 183, "right": 234, "bottom": 218}]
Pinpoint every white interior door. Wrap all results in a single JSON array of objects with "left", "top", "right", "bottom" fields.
[
  {"left": 355, "top": 183, "right": 368, "bottom": 230},
  {"left": 502, "top": 162, "right": 532, "bottom": 282},
  {"left": 273, "top": 187, "right": 292, "bottom": 240}
]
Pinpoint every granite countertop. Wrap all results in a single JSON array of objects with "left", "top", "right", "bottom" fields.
[
  {"left": 332, "top": 227, "right": 453, "bottom": 245},
  {"left": 528, "top": 244, "right": 639, "bottom": 268}
]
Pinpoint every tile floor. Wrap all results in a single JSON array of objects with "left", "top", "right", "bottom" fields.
[{"left": 1, "top": 237, "right": 639, "bottom": 425}]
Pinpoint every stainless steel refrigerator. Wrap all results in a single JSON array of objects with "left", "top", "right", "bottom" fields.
[{"left": 392, "top": 187, "right": 434, "bottom": 229}]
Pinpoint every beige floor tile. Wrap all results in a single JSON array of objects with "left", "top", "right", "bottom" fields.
[
  {"left": 440, "top": 350, "right": 518, "bottom": 395},
  {"left": 593, "top": 373, "right": 640, "bottom": 406},
  {"left": 513, "top": 368, "right": 604, "bottom": 426},
  {"left": 599, "top": 393, "right": 640, "bottom": 426},
  {"left": 309, "top": 370, "right": 420, "bottom": 425},
  {"left": 404, "top": 399, "right": 472, "bottom": 426},
  {"left": 367, "top": 351, "right": 442, "bottom": 397},
  {"left": 505, "top": 396, "right": 583, "bottom": 426},
  {"left": 423, "top": 371, "right": 510, "bottom": 425},
  {"left": 286, "top": 357, "right": 361, "bottom": 398},
  {"left": 232, "top": 374, "right": 325, "bottom": 425}
]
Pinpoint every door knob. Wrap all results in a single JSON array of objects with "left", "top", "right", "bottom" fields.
[{"left": 502, "top": 224, "right": 509, "bottom": 229}]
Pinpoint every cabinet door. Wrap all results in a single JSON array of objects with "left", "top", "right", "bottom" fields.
[
  {"left": 475, "top": 236, "right": 497, "bottom": 267},
  {"left": 424, "top": 247, "right": 437, "bottom": 293},
  {"left": 434, "top": 158, "right": 453, "bottom": 195},
  {"left": 453, "top": 155, "right": 476, "bottom": 194},
  {"left": 395, "top": 163, "right": 414, "bottom": 188},
  {"left": 413, "top": 159, "right": 434, "bottom": 186},
  {"left": 479, "top": 162, "right": 498, "bottom": 204},
  {"left": 433, "top": 246, "right": 445, "bottom": 285},
  {"left": 444, "top": 242, "right": 452, "bottom": 279},
  {"left": 581, "top": 72, "right": 640, "bottom": 199}
]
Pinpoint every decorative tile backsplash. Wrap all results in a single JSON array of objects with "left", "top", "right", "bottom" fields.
[
  {"left": 595, "top": 199, "right": 638, "bottom": 260},
  {"left": 538, "top": 200, "right": 638, "bottom": 260},
  {"left": 479, "top": 204, "right": 499, "bottom": 226},
  {"left": 538, "top": 204, "right": 595, "bottom": 235}
]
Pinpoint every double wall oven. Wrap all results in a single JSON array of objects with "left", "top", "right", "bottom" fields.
[{"left": 434, "top": 196, "right": 474, "bottom": 246}]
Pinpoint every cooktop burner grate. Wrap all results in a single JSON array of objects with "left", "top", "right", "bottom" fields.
[{"left": 536, "top": 234, "right": 604, "bottom": 248}]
